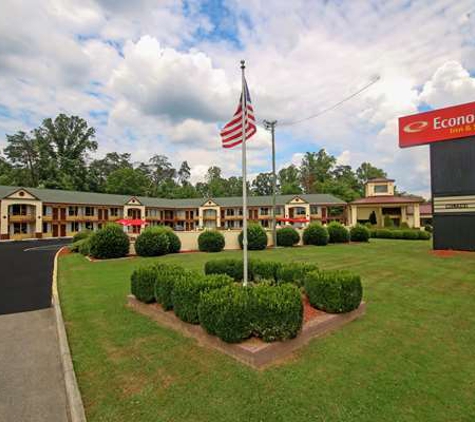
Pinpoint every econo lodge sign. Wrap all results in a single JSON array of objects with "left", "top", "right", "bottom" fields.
[{"left": 399, "top": 101, "right": 475, "bottom": 148}]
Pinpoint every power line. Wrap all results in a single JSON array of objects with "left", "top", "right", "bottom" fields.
[{"left": 279, "top": 75, "right": 381, "bottom": 127}]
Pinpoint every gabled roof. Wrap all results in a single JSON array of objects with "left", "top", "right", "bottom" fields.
[
  {"left": 0, "top": 185, "right": 347, "bottom": 208},
  {"left": 365, "top": 177, "right": 395, "bottom": 184}
]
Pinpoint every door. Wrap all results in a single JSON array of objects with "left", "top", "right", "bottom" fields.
[
  {"left": 103, "top": 209, "right": 108, "bottom": 220},
  {"left": 53, "top": 208, "right": 59, "bottom": 220},
  {"left": 98, "top": 209, "right": 103, "bottom": 220},
  {"left": 60, "top": 224, "right": 66, "bottom": 237},
  {"left": 289, "top": 208, "right": 295, "bottom": 218},
  {"left": 60, "top": 208, "right": 66, "bottom": 221},
  {"left": 52, "top": 224, "right": 59, "bottom": 237}
]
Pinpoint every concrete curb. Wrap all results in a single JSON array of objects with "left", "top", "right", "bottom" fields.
[{"left": 52, "top": 248, "right": 87, "bottom": 422}]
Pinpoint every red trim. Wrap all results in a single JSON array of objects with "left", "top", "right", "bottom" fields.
[
  {"left": 117, "top": 218, "right": 148, "bottom": 227},
  {"left": 277, "top": 217, "right": 310, "bottom": 223}
]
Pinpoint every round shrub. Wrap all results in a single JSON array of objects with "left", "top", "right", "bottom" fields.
[
  {"left": 72, "top": 230, "right": 92, "bottom": 243},
  {"left": 130, "top": 265, "right": 158, "bottom": 303},
  {"left": 276, "top": 227, "right": 300, "bottom": 247},
  {"left": 350, "top": 224, "right": 370, "bottom": 242},
  {"left": 250, "top": 284, "right": 303, "bottom": 341},
  {"left": 165, "top": 228, "right": 181, "bottom": 253},
  {"left": 78, "top": 238, "right": 91, "bottom": 256},
  {"left": 198, "top": 230, "right": 225, "bottom": 252},
  {"left": 304, "top": 270, "right": 363, "bottom": 313},
  {"left": 418, "top": 230, "right": 431, "bottom": 240},
  {"left": 154, "top": 263, "right": 186, "bottom": 310},
  {"left": 172, "top": 272, "right": 233, "bottom": 324},
  {"left": 276, "top": 262, "right": 318, "bottom": 287},
  {"left": 239, "top": 223, "right": 268, "bottom": 250},
  {"left": 89, "top": 223, "right": 130, "bottom": 259},
  {"left": 135, "top": 227, "right": 170, "bottom": 257},
  {"left": 199, "top": 285, "right": 253, "bottom": 343},
  {"left": 302, "top": 223, "right": 329, "bottom": 246},
  {"left": 327, "top": 222, "right": 350, "bottom": 243}
]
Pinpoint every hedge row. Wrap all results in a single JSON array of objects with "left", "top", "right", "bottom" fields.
[
  {"left": 369, "top": 228, "right": 431, "bottom": 240},
  {"left": 204, "top": 258, "right": 318, "bottom": 287},
  {"left": 199, "top": 283, "right": 303, "bottom": 343}
]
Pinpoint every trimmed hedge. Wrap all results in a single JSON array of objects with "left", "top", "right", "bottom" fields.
[
  {"left": 154, "top": 263, "right": 186, "bottom": 310},
  {"left": 276, "top": 227, "right": 300, "bottom": 247},
  {"left": 302, "top": 223, "right": 329, "bottom": 246},
  {"left": 304, "top": 270, "right": 362, "bottom": 313},
  {"left": 172, "top": 272, "right": 233, "bottom": 323},
  {"left": 199, "top": 285, "right": 253, "bottom": 343},
  {"left": 135, "top": 227, "right": 169, "bottom": 257},
  {"left": 204, "top": 258, "right": 244, "bottom": 280},
  {"left": 250, "top": 284, "right": 303, "bottom": 341},
  {"left": 276, "top": 262, "right": 318, "bottom": 287},
  {"left": 89, "top": 223, "right": 130, "bottom": 259},
  {"left": 252, "top": 260, "right": 281, "bottom": 282},
  {"left": 370, "top": 228, "right": 431, "bottom": 240},
  {"left": 327, "top": 222, "right": 350, "bottom": 243},
  {"left": 131, "top": 265, "right": 158, "bottom": 303},
  {"left": 198, "top": 230, "right": 225, "bottom": 252},
  {"left": 72, "top": 230, "right": 92, "bottom": 243},
  {"left": 239, "top": 223, "right": 268, "bottom": 250},
  {"left": 350, "top": 224, "right": 370, "bottom": 242}
]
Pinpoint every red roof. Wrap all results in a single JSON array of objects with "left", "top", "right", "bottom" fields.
[{"left": 350, "top": 195, "right": 423, "bottom": 205}]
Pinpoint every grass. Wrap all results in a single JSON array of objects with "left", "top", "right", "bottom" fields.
[{"left": 58, "top": 240, "right": 475, "bottom": 422}]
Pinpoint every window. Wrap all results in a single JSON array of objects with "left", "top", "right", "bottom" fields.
[
  {"left": 374, "top": 184, "right": 388, "bottom": 194},
  {"left": 68, "top": 206, "right": 78, "bottom": 216},
  {"left": 226, "top": 208, "right": 235, "bottom": 216},
  {"left": 85, "top": 207, "right": 94, "bottom": 216},
  {"left": 70, "top": 222, "right": 79, "bottom": 232},
  {"left": 85, "top": 222, "right": 93, "bottom": 230},
  {"left": 275, "top": 206, "right": 283, "bottom": 215},
  {"left": 310, "top": 205, "right": 319, "bottom": 215},
  {"left": 260, "top": 207, "right": 269, "bottom": 216},
  {"left": 295, "top": 207, "right": 306, "bottom": 215},
  {"left": 110, "top": 208, "right": 119, "bottom": 217},
  {"left": 261, "top": 220, "right": 270, "bottom": 228},
  {"left": 42, "top": 223, "right": 49, "bottom": 233},
  {"left": 13, "top": 223, "right": 28, "bottom": 234},
  {"left": 11, "top": 204, "right": 27, "bottom": 216}
]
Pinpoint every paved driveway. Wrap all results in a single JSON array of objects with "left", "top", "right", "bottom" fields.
[{"left": 0, "top": 239, "right": 70, "bottom": 315}]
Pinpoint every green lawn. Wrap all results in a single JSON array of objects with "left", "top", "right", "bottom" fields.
[{"left": 58, "top": 240, "right": 475, "bottom": 422}]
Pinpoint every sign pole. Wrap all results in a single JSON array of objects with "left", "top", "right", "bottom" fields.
[
  {"left": 241, "top": 60, "right": 249, "bottom": 286},
  {"left": 264, "top": 120, "right": 278, "bottom": 248}
]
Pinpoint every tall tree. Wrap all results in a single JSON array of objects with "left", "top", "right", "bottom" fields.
[
  {"left": 252, "top": 172, "right": 274, "bottom": 196},
  {"left": 105, "top": 167, "right": 149, "bottom": 196},
  {"left": 87, "top": 152, "right": 132, "bottom": 192},
  {"left": 177, "top": 161, "right": 191, "bottom": 186},
  {"left": 300, "top": 149, "right": 336, "bottom": 193},
  {"left": 356, "top": 162, "right": 387, "bottom": 195},
  {"left": 278, "top": 165, "right": 302, "bottom": 195},
  {"left": 4, "top": 131, "right": 41, "bottom": 186},
  {"left": 0, "top": 156, "right": 13, "bottom": 185}
]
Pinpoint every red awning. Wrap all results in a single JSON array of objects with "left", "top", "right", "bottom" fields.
[
  {"left": 117, "top": 218, "right": 149, "bottom": 227},
  {"left": 277, "top": 217, "right": 310, "bottom": 223}
]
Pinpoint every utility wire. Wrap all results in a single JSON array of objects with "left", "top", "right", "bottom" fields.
[{"left": 279, "top": 75, "right": 381, "bottom": 127}]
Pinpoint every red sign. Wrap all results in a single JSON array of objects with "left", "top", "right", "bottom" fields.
[{"left": 399, "top": 101, "right": 475, "bottom": 148}]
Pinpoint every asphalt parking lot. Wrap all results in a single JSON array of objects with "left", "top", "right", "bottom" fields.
[{"left": 0, "top": 239, "right": 70, "bottom": 315}]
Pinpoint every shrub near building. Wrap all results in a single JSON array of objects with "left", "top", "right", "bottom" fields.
[
  {"left": 135, "top": 227, "right": 169, "bottom": 257},
  {"left": 350, "top": 224, "right": 370, "bottom": 242},
  {"left": 130, "top": 265, "right": 158, "bottom": 303},
  {"left": 198, "top": 230, "right": 225, "bottom": 252},
  {"left": 276, "top": 226, "right": 300, "bottom": 247},
  {"left": 302, "top": 223, "right": 329, "bottom": 246},
  {"left": 239, "top": 223, "right": 268, "bottom": 250},
  {"left": 89, "top": 223, "right": 130, "bottom": 259},
  {"left": 327, "top": 222, "right": 350, "bottom": 243}
]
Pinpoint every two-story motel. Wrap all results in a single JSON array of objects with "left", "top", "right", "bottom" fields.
[{"left": 0, "top": 185, "right": 346, "bottom": 241}]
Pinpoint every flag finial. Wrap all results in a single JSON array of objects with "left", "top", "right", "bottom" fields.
[{"left": 240, "top": 60, "right": 245, "bottom": 69}]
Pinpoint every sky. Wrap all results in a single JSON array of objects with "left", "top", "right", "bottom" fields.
[{"left": 1, "top": 0, "right": 475, "bottom": 198}]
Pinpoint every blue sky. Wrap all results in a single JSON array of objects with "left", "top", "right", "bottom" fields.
[{"left": 1, "top": 0, "right": 475, "bottom": 197}]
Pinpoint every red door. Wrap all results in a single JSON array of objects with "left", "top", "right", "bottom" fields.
[
  {"left": 53, "top": 208, "right": 59, "bottom": 220},
  {"left": 322, "top": 207, "right": 327, "bottom": 223},
  {"left": 52, "top": 225, "right": 59, "bottom": 237},
  {"left": 60, "top": 208, "right": 66, "bottom": 221},
  {"left": 104, "top": 209, "right": 108, "bottom": 220},
  {"left": 60, "top": 224, "right": 66, "bottom": 237}
]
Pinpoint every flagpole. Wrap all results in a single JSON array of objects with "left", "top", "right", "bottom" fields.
[{"left": 241, "top": 60, "right": 248, "bottom": 287}]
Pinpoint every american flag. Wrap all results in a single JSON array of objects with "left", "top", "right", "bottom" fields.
[{"left": 220, "top": 78, "right": 256, "bottom": 149}]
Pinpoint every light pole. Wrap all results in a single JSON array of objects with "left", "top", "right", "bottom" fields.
[{"left": 263, "top": 119, "right": 278, "bottom": 248}]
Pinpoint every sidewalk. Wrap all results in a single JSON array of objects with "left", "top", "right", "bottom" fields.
[{"left": 0, "top": 308, "right": 69, "bottom": 422}]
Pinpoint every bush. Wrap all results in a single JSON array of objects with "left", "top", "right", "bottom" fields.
[
  {"left": 199, "top": 285, "right": 253, "bottom": 343},
  {"left": 198, "top": 230, "right": 225, "bottom": 252},
  {"left": 399, "top": 222, "right": 410, "bottom": 230},
  {"left": 418, "top": 230, "right": 431, "bottom": 240},
  {"left": 252, "top": 260, "right": 281, "bottom": 282},
  {"left": 383, "top": 215, "right": 394, "bottom": 228},
  {"left": 131, "top": 265, "right": 158, "bottom": 303},
  {"left": 135, "top": 227, "right": 170, "bottom": 257},
  {"left": 302, "top": 223, "right": 329, "bottom": 246},
  {"left": 154, "top": 263, "right": 186, "bottom": 310},
  {"left": 204, "top": 258, "right": 244, "bottom": 280},
  {"left": 165, "top": 228, "right": 181, "bottom": 253},
  {"left": 276, "top": 262, "right": 319, "bottom": 287},
  {"left": 424, "top": 224, "right": 433, "bottom": 233},
  {"left": 402, "top": 230, "right": 420, "bottom": 240},
  {"left": 276, "top": 227, "right": 300, "bottom": 247},
  {"left": 78, "top": 238, "right": 91, "bottom": 255},
  {"left": 250, "top": 284, "right": 303, "bottom": 341},
  {"left": 304, "top": 270, "right": 362, "bottom": 313},
  {"left": 327, "top": 222, "right": 350, "bottom": 243},
  {"left": 172, "top": 272, "right": 233, "bottom": 323},
  {"left": 89, "top": 223, "right": 130, "bottom": 259},
  {"left": 239, "top": 223, "right": 268, "bottom": 250},
  {"left": 72, "top": 230, "right": 92, "bottom": 243},
  {"left": 350, "top": 224, "right": 370, "bottom": 242}
]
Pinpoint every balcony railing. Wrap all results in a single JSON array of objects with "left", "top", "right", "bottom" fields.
[{"left": 9, "top": 214, "right": 36, "bottom": 223}]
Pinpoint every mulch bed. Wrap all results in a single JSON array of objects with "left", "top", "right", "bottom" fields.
[{"left": 430, "top": 249, "right": 475, "bottom": 258}]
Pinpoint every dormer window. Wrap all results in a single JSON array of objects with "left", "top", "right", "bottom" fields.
[{"left": 374, "top": 184, "right": 388, "bottom": 194}]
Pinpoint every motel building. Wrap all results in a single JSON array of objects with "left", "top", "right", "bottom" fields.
[
  {"left": 0, "top": 185, "right": 346, "bottom": 241},
  {"left": 348, "top": 178, "right": 424, "bottom": 228}
]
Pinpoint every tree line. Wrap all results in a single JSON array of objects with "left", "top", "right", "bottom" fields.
[{"left": 0, "top": 114, "right": 387, "bottom": 201}]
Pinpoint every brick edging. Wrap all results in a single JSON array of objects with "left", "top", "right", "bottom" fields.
[{"left": 52, "top": 248, "right": 87, "bottom": 422}]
